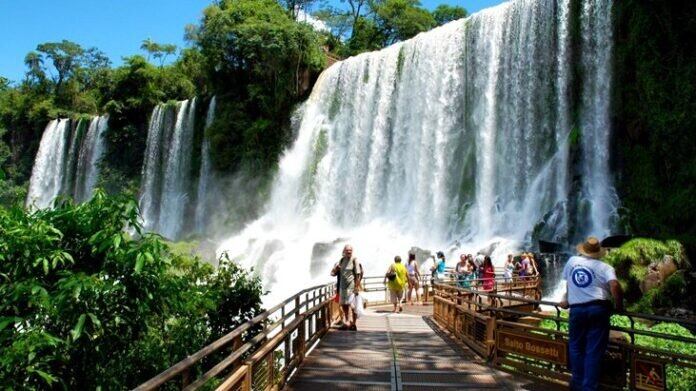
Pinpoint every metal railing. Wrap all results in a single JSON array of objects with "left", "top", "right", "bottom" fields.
[
  {"left": 431, "top": 282, "right": 696, "bottom": 389},
  {"left": 134, "top": 283, "right": 339, "bottom": 391}
]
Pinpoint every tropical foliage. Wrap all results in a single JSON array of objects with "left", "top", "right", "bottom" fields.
[{"left": 0, "top": 191, "right": 263, "bottom": 389}]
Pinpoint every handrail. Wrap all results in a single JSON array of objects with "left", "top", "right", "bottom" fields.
[
  {"left": 434, "top": 281, "right": 696, "bottom": 328},
  {"left": 431, "top": 281, "right": 696, "bottom": 389},
  {"left": 134, "top": 282, "right": 336, "bottom": 391}
]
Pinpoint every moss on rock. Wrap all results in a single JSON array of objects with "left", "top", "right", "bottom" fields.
[{"left": 604, "top": 238, "right": 690, "bottom": 312}]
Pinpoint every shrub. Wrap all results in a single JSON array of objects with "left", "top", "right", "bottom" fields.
[{"left": 0, "top": 191, "right": 262, "bottom": 389}]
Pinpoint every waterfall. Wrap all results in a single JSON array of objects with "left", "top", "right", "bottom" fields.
[
  {"left": 26, "top": 120, "right": 71, "bottom": 209},
  {"left": 195, "top": 96, "right": 217, "bottom": 233},
  {"left": 579, "top": 0, "right": 618, "bottom": 238},
  {"left": 217, "top": 0, "right": 617, "bottom": 301},
  {"left": 26, "top": 116, "right": 108, "bottom": 209},
  {"left": 139, "top": 99, "right": 198, "bottom": 239},
  {"left": 74, "top": 116, "right": 109, "bottom": 202}
]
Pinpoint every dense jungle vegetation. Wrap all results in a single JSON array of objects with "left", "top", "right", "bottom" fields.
[{"left": 613, "top": 0, "right": 696, "bottom": 257}]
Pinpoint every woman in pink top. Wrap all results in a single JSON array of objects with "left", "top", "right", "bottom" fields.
[{"left": 482, "top": 256, "right": 496, "bottom": 291}]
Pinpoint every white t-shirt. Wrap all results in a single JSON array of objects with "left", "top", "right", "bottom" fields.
[{"left": 562, "top": 256, "right": 617, "bottom": 305}]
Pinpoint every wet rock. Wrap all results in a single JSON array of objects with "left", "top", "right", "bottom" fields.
[
  {"left": 640, "top": 255, "right": 679, "bottom": 293},
  {"left": 409, "top": 246, "right": 433, "bottom": 263},
  {"left": 658, "top": 255, "right": 678, "bottom": 281},
  {"left": 641, "top": 270, "right": 662, "bottom": 293},
  {"left": 310, "top": 238, "right": 348, "bottom": 277},
  {"left": 478, "top": 241, "right": 500, "bottom": 256}
]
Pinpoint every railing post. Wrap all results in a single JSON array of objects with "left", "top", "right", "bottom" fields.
[
  {"left": 486, "top": 316, "right": 496, "bottom": 361},
  {"left": 244, "top": 364, "right": 252, "bottom": 391},
  {"left": 298, "top": 317, "right": 306, "bottom": 363},
  {"left": 266, "top": 351, "right": 274, "bottom": 389},
  {"left": 281, "top": 306, "right": 286, "bottom": 328},
  {"left": 182, "top": 368, "right": 191, "bottom": 388},
  {"left": 284, "top": 334, "right": 291, "bottom": 371}
]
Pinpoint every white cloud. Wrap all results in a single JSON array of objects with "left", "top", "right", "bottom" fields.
[{"left": 296, "top": 9, "right": 329, "bottom": 33}]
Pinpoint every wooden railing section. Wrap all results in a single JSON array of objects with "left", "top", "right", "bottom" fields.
[
  {"left": 135, "top": 283, "right": 339, "bottom": 391},
  {"left": 432, "top": 282, "right": 696, "bottom": 389}
]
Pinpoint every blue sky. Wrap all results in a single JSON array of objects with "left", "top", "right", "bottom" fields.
[{"left": 0, "top": 0, "right": 506, "bottom": 82}]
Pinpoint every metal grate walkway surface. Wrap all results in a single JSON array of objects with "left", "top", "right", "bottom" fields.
[{"left": 285, "top": 305, "right": 552, "bottom": 391}]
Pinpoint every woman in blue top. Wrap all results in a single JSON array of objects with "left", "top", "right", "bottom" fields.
[{"left": 431, "top": 251, "right": 446, "bottom": 281}]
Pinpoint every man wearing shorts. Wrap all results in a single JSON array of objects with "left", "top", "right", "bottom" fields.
[{"left": 331, "top": 245, "right": 362, "bottom": 330}]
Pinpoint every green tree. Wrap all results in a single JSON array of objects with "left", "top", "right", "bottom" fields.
[
  {"left": 0, "top": 77, "right": 9, "bottom": 91},
  {"left": 194, "top": 0, "right": 325, "bottom": 172},
  {"left": 140, "top": 39, "right": 177, "bottom": 67},
  {"left": 36, "top": 40, "right": 85, "bottom": 95},
  {"left": 432, "top": 4, "right": 467, "bottom": 26},
  {"left": 372, "top": 0, "right": 436, "bottom": 45},
  {"left": 140, "top": 38, "right": 159, "bottom": 61},
  {"left": 23, "top": 51, "right": 46, "bottom": 86}
]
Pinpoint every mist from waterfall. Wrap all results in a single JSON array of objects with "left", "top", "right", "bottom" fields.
[
  {"left": 26, "top": 116, "right": 109, "bottom": 209},
  {"left": 217, "top": 0, "right": 617, "bottom": 302}
]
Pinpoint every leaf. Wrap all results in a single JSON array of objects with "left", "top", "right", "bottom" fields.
[
  {"left": 71, "top": 314, "right": 87, "bottom": 341},
  {"left": 134, "top": 255, "right": 144, "bottom": 273},
  {"left": 87, "top": 313, "right": 101, "bottom": 329},
  {"left": 32, "top": 369, "right": 57, "bottom": 385},
  {"left": 43, "top": 258, "right": 49, "bottom": 274},
  {"left": 0, "top": 316, "right": 19, "bottom": 331},
  {"left": 113, "top": 234, "right": 121, "bottom": 248}
]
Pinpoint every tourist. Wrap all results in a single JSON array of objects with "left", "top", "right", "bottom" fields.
[
  {"left": 330, "top": 244, "right": 362, "bottom": 331},
  {"left": 503, "top": 254, "right": 515, "bottom": 283},
  {"left": 406, "top": 253, "right": 421, "bottom": 305},
  {"left": 474, "top": 252, "right": 484, "bottom": 272},
  {"left": 560, "top": 237, "right": 624, "bottom": 391},
  {"left": 481, "top": 256, "right": 496, "bottom": 291},
  {"left": 465, "top": 258, "right": 477, "bottom": 288},
  {"left": 455, "top": 254, "right": 470, "bottom": 288},
  {"left": 384, "top": 255, "right": 408, "bottom": 313},
  {"left": 431, "top": 251, "right": 446, "bottom": 282},
  {"left": 518, "top": 253, "right": 530, "bottom": 279}
]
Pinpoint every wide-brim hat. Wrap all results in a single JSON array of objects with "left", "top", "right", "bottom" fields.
[{"left": 576, "top": 237, "right": 607, "bottom": 259}]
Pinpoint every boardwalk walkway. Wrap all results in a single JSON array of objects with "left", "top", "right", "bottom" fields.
[{"left": 286, "top": 305, "right": 551, "bottom": 391}]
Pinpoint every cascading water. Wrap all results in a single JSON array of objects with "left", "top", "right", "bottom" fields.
[
  {"left": 26, "top": 119, "right": 71, "bottom": 209},
  {"left": 217, "top": 0, "right": 617, "bottom": 302},
  {"left": 26, "top": 116, "right": 109, "bottom": 209},
  {"left": 139, "top": 99, "right": 198, "bottom": 239},
  {"left": 579, "top": 0, "right": 618, "bottom": 238},
  {"left": 74, "top": 116, "right": 109, "bottom": 202},
  {"left": 195, "top": 96, "right": 217, "bottom": 233}
]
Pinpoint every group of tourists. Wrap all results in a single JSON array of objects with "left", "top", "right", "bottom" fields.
[
  {"left": 440, "top": 251, "right": 540, "bottom": 290},
  {"left": 330, "top": 238, "right": 624, "bottom": 391},
  {"left": 453, "top": 253, "right": 496, "bottom": 289}
]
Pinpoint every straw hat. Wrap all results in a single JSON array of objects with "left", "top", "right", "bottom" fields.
[{"left": 576, "top": 237, "right": 607, "bottom": 259}]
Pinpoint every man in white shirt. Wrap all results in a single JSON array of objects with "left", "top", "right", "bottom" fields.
[{"left": 560, "top": 237, "right": 623, "bottom": 391}]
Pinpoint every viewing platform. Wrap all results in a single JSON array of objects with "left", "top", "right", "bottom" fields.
[
  {"left": 286, "top": 303, "right": 552, "bottom": 390},
  {"left": 135, "top": 275, "right": 696, "bottom": 391}
]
